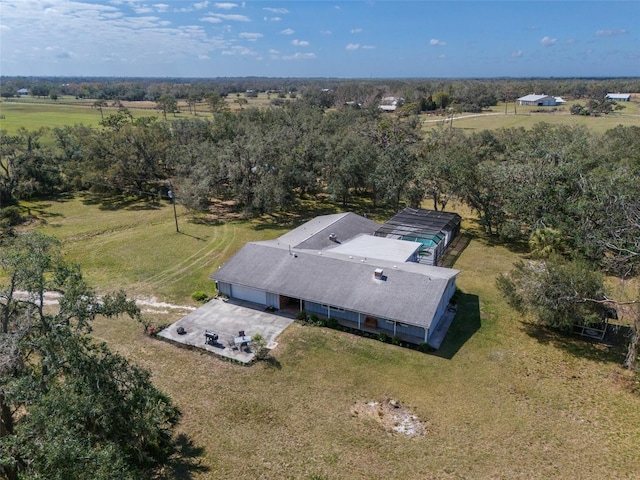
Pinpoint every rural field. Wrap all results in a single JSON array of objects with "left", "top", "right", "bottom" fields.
[
  {"left": 14, "top": 194, "right": 640, "bottom": 480},
  {"left": 4, "top": 98, "right": 640, "bottom": 479},
  {"left": 421, "top": 99, "right": 640, "bottom": 134},
  {"left": 3, "top": 95, "right": 640, "bottom": 137}
]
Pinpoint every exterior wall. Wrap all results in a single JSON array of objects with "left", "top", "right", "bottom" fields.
[
  {"left": 305, "top": 301, "right": 427, "bottom": 344},
  {"left": 216, "top": 281, "right": 232, "bottom": 297},
  {"left": 428, "top": 277, "right": 457, "bottom": 337},
  {"left": 266, "top": 292, "right": 280, "bottom": 309}
]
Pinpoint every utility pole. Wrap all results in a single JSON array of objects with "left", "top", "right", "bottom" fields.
[{"left": 167, "top": 181, "right": 179, "bottom": 233}]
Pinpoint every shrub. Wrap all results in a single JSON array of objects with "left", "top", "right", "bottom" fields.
[
  {"left": 308, "top": 313, "right": 320, "bottom": 325},
  {"left": 325, "top": 317, "right": 338, "bottom": 329},
  {"left": 191, "top": 291, "right": 210, "bottom": 302},
  {"left": 378, "top": 332, "right": 389, "bottom": 343},
  {"left": 392, "top": 335, "right": 401, "bottom": 346},
  {"left": 296, "top": 310, "right": 307, "bottom": 321},
  {"left": 251, "top": 333, "right": 269, "bottom": 361},
  {"left": 418, "top": 342, "right": 434, "bottom": 353}
]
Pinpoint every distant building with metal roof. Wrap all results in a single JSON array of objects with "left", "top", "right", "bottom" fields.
[
  {"left": 605, "top": 93, "right": 631, "bottom": 102},
  {"left": 517, "top": 94, "right": 557, "bottom": 106}
]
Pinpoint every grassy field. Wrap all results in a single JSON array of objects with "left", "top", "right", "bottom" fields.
[
  {"left": 16, "top": 195, "right": 640, "bottom": 480},
  {"left": 422, "top": 100, "right": 640, "bottom": 134},
  {"left": 0, "top": 94, "right": 280, "bottom": 134},
  {"left": 4, "top": 96, "right": 639, "bottom": 138}
]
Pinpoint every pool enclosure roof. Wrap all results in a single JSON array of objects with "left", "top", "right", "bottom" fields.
[{"left": 374, "top": 208, "right": 461, "bottom": 241}]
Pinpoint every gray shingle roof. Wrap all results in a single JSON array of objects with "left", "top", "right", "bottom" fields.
[
  {"left": 273, "top": 212, "right": 380, "bottom": 251},
  {"left": 211, "top": 242, "right": 458, "bottom": 329}
]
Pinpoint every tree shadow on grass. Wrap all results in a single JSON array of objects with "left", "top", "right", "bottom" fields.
[
  {"left": 158, "top": 433, "right": 210, "bottom": 480},
  {"left": 80, "top": 191, "right": 163, "bottom": 211},
  {"left": 520, "top": 322, "right": 628, "bottom": 365},
  {"left": 462, "top": 217, "right": 530, "bottom": 255},
  {"left": 432, "top": 292, "right": 481, "bottom": 360}
]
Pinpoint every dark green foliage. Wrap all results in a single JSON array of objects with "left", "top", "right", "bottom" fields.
[
  {"left": 191, "top": 291, "right": 210, "bottom": 302},
  {"left": 378, "top": 332, "right": 389, "bottom": 343},
  {"left": 0, "top": 206, "right": 22, "bottom": 233},
  {"left": 0, "top": 233, "right": 181, "bottom": 479},
  {"left": 497, "top": 256, "right": 607, "bottom": 330}
]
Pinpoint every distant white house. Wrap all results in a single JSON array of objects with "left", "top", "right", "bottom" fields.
[
  {"left": 17, "top": 88, "right": 28, "bottom": 95},
  {"left": 606, "top": 93, "right": 631, "bottom": 102},
  {"left": 517, "top": 94, "right": 557, "bottom": 106},
  {"left": 378, "top": 96, "right": 405, "bottom": 112},
  {"left": 554, "top": 97, "right": 567, "bottom": 104}
]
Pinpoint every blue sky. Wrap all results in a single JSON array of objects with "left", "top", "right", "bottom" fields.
[{"left": 1, "top": 1, "right": 638, "bottom": 78}]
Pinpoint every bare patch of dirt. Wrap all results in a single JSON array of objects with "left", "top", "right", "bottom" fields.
[{"left": 351, "top": 397, "right": 427, "bottom": 436}]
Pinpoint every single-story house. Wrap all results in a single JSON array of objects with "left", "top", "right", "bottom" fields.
[
  {"left": 606, "top": 93, "right": 631, "bottom": 102},
  {"left": 374, "top": 208, "right": 461, "bottom": 266},
  {"left": 517, "top": 94, "right": 557, "bottom": 106},
  {"left": 211, "top": 212, "right": 460, "bottom": 347},
  {"left": 17, "top": 88, "right": 29, "bottom": 95},
  {"left": 379, "top": 96, "right": 404, "bottom": 112},
  {"left": 554, "top": 97, "right": 567, "bottom": 104}
]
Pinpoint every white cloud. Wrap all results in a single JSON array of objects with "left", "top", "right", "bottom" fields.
[
  {"left": 198, "top": 54, "right": 210, "bottom": 60},
  {"left": 201, "top": 16, "right": 222, "bottom": 23},
  {"left": 511, "top": 50, "right": 523, "bottom": 58},
  {"left": 430, "top": 38, "right": 446, "bottom": 46},
  {"left": 212, "top": 13, "right": 250, "bottom": 21},
  {"left": 221, "top": 45, "right": 256, "bottom": 56},
  {"left": 264, "top": 16, "right": 281, "bottom": 21},
  {"left": 153, "top": 4, "right": 169, "bottom": 12},
  {"left": 240, "top": 32, "right": 263, "bottom": 41},
  {"left": 134, "top": 6, "right": 153, "bottom": 14},
  {"left": 362, "top": 45, "right": 375, "bottom": 50},
  {"left": 320, "top": 29, "right": 332, "bottom": 35},
  {"left": 540, "top": 36, "right": 557, "bottom": 47},
  {"left": 595, "top": 28, "right": 627, "bottom": 37},
  {"left": 215, "top": 3, "right": 238, "bottom": 9},
  {"left": 269, "top": 48, "right": 280, "bottom": 55},
  {"left": 0, "top": 0, "right": 230, "bottom": 75},
  {"left": 264, "top": 7, "right": 289, "bottom": 14},
  {"left": 280, "top": 28, "right": 294, "bottom": 35},
  {"left": 292, "top": 39, "right": 309, "bottom": 46},
  {"left": 350, "top": 28, "right": 363, "bottom": 34},
  {"left": 346, "top": 43, "right": 359, "bottom": 50},
  {"left": 194, "top": 1, "right": 210, "bottom": 9},
  {"left": 282, "top": 52, "right": 316, "bottom": 60}
]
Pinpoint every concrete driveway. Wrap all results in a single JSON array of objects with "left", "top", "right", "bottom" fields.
[{"left": 158, "top": 298, "right": 295, "bottom": 364}]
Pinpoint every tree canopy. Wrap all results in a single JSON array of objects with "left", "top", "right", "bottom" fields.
[{"left": 0, "top": 233, "right": 181, "bottom": 479}]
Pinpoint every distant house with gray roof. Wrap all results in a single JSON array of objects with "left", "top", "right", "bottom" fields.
[{"left": 211, "top": 212, "right": 460, "bottom": 347}]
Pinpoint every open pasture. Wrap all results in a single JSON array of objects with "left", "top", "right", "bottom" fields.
[
  {"left": 0, "top": 99, "right": 162, "bottom": 134},
  {"left": 18, "top": 195, "right": 640, "bottom": 480},
  {"left": 422, "top": 100, "right": 640, "bottom": 134}
]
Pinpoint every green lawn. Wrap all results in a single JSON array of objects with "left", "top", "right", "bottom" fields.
[
  {"left": 18, "top": 195, "right": 640, "bottom": 480},
  {"left": 0, "top": 100, "right": 162, "bottom": 134},
  {"left": 422, "top": 100, "right": 640, "bottom": 134}
]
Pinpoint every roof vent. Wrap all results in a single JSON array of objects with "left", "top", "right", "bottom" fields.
[
  {"left": 329, "top": 233, "right": 337, "bottom": 242},
  {"left": 374, "top": 268, "right": 384, "bottom": 279}
]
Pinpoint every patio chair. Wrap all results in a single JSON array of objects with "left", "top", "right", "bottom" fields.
[
  {"left": 238, "top": 330, "right": 245, "bottom": 337},
  {"left": 228, "top": 338, "right": 238, "bottom": 350}
]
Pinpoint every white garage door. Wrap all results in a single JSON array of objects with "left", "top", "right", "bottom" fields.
[{"left": 231, "top": 284, "right": 267, "bottom": 305}]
